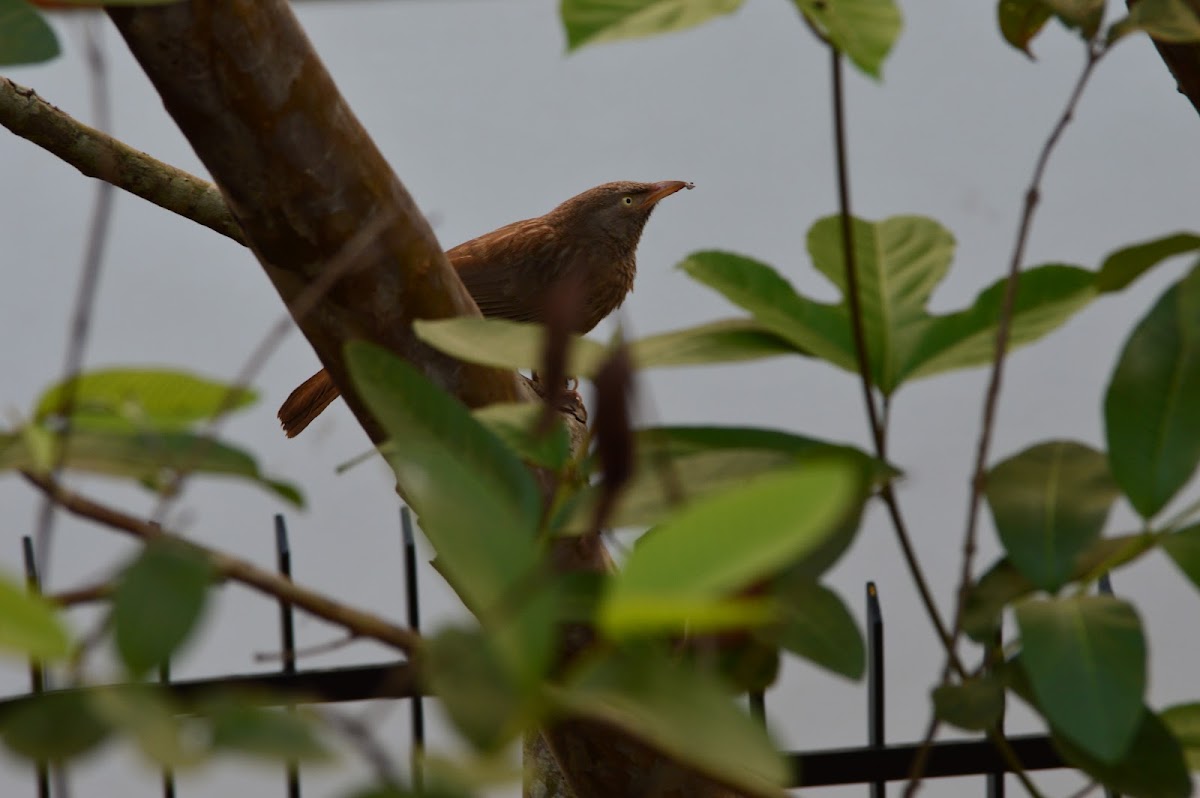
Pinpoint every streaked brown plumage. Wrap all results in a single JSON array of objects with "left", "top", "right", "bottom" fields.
[{"left": 278, "top": 180, "right": 693, "bottom": 437}]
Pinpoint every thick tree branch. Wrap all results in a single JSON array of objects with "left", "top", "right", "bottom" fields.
[
  {"left": 23, "top": 472, "right": 422, "bottom": 654},
  {"left": 0, "top": 76, "right": 244, "bottom": 244},
  {"left": 105, "top": 0, "right": 525, "bottom": 446}
]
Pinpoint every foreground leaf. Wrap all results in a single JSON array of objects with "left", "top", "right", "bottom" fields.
[
  {"left": 113, "top": 540, "right": 213, "bottom": 676},
  {"left": 0, "top": 691, "right": 109, "bottom": 761},
  {"left": 472, "top": 403, "right": 571, "bottom": 471},
  {"left": 601, "top": 456, "right": 867, "bottom": 636},
  {"left": 1016, "top": 595, "right": 1145, "bottom": 763},
  {"left": 986, "top": 441, "right": 1118, "bottom": 591},
  {"left": 554, "top": 647, "right": 788, "bottom": 796},
  {"left": 1104, "top": 265, "right": 1200, "bottom": 519},
  {"left": 1054, "top": 707, "right": 1192, "bottom": 797},
  {"left": 933, "top": 676, "right": 1005, "bottom": 731},
  {"left": 35, "top": 368, "right": 256, "bottom": 428},
  {"left": 91, "top": 686, "right": 203, "bottom": 768},
  {"left": 1161, "top": 522, "right": 1200, "bottom": 591},
  {"left": 1094, "top": 232, "right": 1200, "bottom": 293},
  {"left": 414, "top": 318, "right": 607, "bottom": 378},
  {"left": 771, "top": 579, "right": 864, "bottom": 679},
  {"left": 1110, "top": 0, "right": 1200, "bottom": 42},
  {"left": 997, "top": 0, "right": 1053, "bottom": 56},
  {"left": 209, "top": 704, "right": 330, "bottom": 762},
  {"left": 347, "top": 342, "right": 542, "bottom": 618},
  {"left": 1160, "top": 703, "right": 1200, "bottom": 770},
  {"left": 0, "top": 572, "right": 71, "bottom": 661},
  {"left": 560, "top": 0, "right": 746, "bottom": 51}
]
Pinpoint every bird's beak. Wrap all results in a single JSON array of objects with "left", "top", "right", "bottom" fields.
[{"left": 643, "top": 180, "right": 694, "bottom": 207}]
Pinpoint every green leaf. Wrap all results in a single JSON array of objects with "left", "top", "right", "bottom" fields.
[
  {"left": 601, "top": 455, "right": 868, "bottom": 636},
  {"left": 1161, "top": 703, "right": 1200, "bottom": 770},
  {"left": 1110, "top": 0, "right": 1200, "bottom": 43},
  {"left": 209, "top": 704, "right": 330, "bottom": 761},
  {"left": 553, "top": 647, "right": 789, "bottom": 796},
  {"left": 0, "top": 691, "right": 109, "bottom": 761},
  {"left": 0, "top": 571, "right": 71, "bottom": 661},
  {"left": 1016, "top": 595, "right": 1146, "bottom": 763},
  {"left": 35, "top": 368, "right": 257, "bottom": 428},
  {"left": 1042, "top": 0, "right": 1104, "bottom": 38},
  {"left": 561, "top": 425, "right": 884, "bottom": 536},
  {"left": 0, "top": 0, "right": 59, "bottom": 66},
  {"left": 903, "top": 264, "right": 1096, "bottom": 383},
  {"left": 472, "top": 402, "right": 571, "bottom": 471},
  {"left": 560, "top": 0, "right": 746, "bottom": 51},
  {"left": 113, "top": 540, "right": 213, "bottom": 676},
  {"left": 631, "top": 318, "right": 795, "bottom": 369},
  {"left": 414, "top": 317, "right": 607, "bottom": 378},
  {"left": 806, "top": 215, "right": 956, "bottom": 393},
  {"left": 986, "top": 441, "right": 1119, "bottom": 591},
  {"left": 997, "top": 0, "right": 1053, "bottom": 56},
  {"left": 1162, "top": 522, "right": 1200, "bottom": 590},
  {"left": 1095, "top": 233, "right": 1200, "bottom": 293},
  {"left": 90, "top": 685, "right": 204, "bottom": 768},
  {"left": 772, "top": 579, "right": 864, "bottom": 679},
  {"left": 1105, "top": 265, "right": 1200, "bottom": 519},
  {"left": 421, "top": 627, "right": 526, "bottom": 752},
  {"left": 933, "top": 677, "right": 1005, "bottom": 731},
  {"left": 345, "top": 342, "right": 542, "bottom": 619},
  {"left": 1053, "top": 706, "right": 1192, "bottom": 797},
  {"left": 791, "top": 0, "right": 903, "bottom": 78},
  {"left": 680, "top": 250, "right": 855, "bottom": 370},
  {"left": 0, "top": 427, "right": 303, "bottom": 507}
]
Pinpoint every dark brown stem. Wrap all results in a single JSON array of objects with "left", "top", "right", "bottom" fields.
[
  {"left": 23, "top": 472, "right": 422, "bottom": 654},
  {"left": 828, "top": 45, "right": 960, "bottom": 668}
]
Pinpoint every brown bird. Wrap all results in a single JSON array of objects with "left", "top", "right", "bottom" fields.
[{"left": 278, "top": 179, "right": 693, "bottom": 437}]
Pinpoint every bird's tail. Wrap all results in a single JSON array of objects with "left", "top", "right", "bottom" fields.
[{"left": 278, "top": 368, "right": 340, "bottom": 438}]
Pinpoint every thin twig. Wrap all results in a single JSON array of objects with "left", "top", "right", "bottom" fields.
[
  {"left": 47, "top": 579, "right": 113, "bottom": 606},
  {"left": 33, "top": 18, "right": 116, "bottom": 589},
  {"left": 23, "top": 472, "right": 422, "bottom": 654},
  {"left": 0, "top": 77, "right": 244, "bottom": 244},
  {"left": 827, "top": 45, "right": 960, "bottom": 667},
  {"left": 950, "top": 42, "right": 1105, "bottom": 646},
  {"left": 320, "top": 709, "right": 405, "bottom": 789}
]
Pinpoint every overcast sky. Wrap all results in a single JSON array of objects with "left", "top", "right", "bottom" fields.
[{"left": 2, "top": 1, "right": 1199, "bottom": 796}]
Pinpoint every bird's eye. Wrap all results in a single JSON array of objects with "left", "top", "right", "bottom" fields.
[{"left": 622, "top": 196, "right": 634, "bottom": 206}]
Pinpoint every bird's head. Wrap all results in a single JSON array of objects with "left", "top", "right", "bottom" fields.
[{"left": 554, "top": 180, "right": 693, "bottom": 248}]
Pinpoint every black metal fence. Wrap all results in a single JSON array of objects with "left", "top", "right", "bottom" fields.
[{"left": 4, "top": 509, "right": 1109, "bottom": 796}]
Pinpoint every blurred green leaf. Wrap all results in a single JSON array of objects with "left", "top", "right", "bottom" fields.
[
  {"left": 560, "top": 0, "right": 745, "bottom": 51},
  {"left": 0, "top": 691, "right": 109, "bottom": 761},
  {"left": 805, "top": 215, "right": 956, "bottom": 393},
  {"left": 986, "top": 441, "right": 1119, "bottom": 591},
  {"left": 791, "top": 0, "right": 903, "bottom": 77},
  {"left": 933, "top": 676, "right": 1005, "bottom": 731},
  {"left": 1042, "top": 0, "right": 1104, "bottom": 37},
  {"left": 632, "top": 318, "right": 795, "bottom": 369},
  {"left": 209, "top": 704, "right": 330, "bottom": 761},
  {"left": 1094, "top": 233, "right": 1200, "bottom": 293},
  {"left": 772, "top": 579, "right": 864, "bottom": 679},
  {"left": 1162, "top": 522, "right": 1200, "bottom": 590},
  {"left": 1016, "top": 595, "right": 1145, "bottom": 763},
  {"left": 113, "top": 540, "right": 213, "bottom": 676},
  {"left": 1053, "top": 706, "right": 1192, "bottom": 797},
  {"left": 91, "top": 685, "right": 204, "bottom": 768},
  {"left": 35, "top": 368, "right": 256, "bottom": 428},
  {"left": 1161, "top": 702, "right": 1200, "bottom": 770},
  {"left": 422, "top": 626, "right": 527, "bottom": 752},
  {"left": 0, "top": 571, "right": 71, "bottom": 661},
  {"left": 0, "top": 0, "right": 59, "bottom": 66},
  {"left": 601, "top": 455, "right": 867, "bottom": 636},
  {"left": 997, "top": 0, "right": 1053, "bottom": 56},
  {"left": 554, "top": 647, "right": 789, "bottom": 796},
  {"left": 414, "top": 317, "right": 607, "bottom": 378},
  {"left": 472, "top": 402, "right": 571, "bottom": 470},
  {"left": 1105, "top": 265, "right": 1200, "bottom": 519},
  {"left": 903, "top": 264, "right": 1096, "bottom": 383},
  {"left": 1110, "top": 0, "right": 1200, "bottom": 43},
  {"left": 0, "top": 427, "right": 303, "bottom": 506},
  {"left": 680, "top": 250, "right": 855, "bottom": 372}
]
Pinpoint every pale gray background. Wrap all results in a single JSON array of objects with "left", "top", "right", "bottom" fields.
[{"left": 2, "top": 1, "right": 1199, "bottom": 796}]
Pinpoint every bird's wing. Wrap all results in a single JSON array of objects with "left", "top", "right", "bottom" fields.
[{"left": 449, "top": 217, "right": 557, "bottom": 323}]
